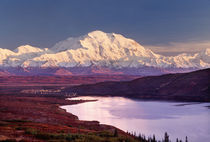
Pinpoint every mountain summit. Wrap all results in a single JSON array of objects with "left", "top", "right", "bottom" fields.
[
  {"left": 0, "top": 31, "right": 209, "bottom": 75},
  {"left": 50, "top": 30, "right": 158, "bottom": 68}
]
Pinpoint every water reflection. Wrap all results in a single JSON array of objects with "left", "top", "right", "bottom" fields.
[{"left": 61, "top": 96, "right": 210, "bottom": 142}]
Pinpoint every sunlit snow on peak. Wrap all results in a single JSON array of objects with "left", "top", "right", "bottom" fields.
[{"left": 0, "top": 31, "right": 209, "bottom": 69}]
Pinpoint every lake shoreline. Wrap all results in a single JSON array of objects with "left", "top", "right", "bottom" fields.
[
  {"left": 62, "top": 96, "right": 210, "bottom": 142},
  {"left": 0, "top": 94, "right": 135, "bottom": 142}
]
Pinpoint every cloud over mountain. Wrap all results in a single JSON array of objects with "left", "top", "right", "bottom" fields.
[{"left": 144, "top": 41, "right": 210, "bottom": 56}]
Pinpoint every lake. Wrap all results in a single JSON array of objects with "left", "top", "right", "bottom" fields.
[{"left": 61, "top": 96, "right": 210, "bottom": 142}]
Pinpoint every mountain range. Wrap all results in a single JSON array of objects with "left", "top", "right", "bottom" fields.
[{"left": 0, "top": 31, "right": 209, "bottom": 76}]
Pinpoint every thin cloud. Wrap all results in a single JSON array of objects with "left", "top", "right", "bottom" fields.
[{"left": 144, "top": 41, "right": 210, "bottom": 56}]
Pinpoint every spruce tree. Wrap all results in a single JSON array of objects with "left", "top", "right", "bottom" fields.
[
  {"left": 152, "top": 134, "right": 156, "bottom": 142},
  {"left": 185, "top": 136, "right": 188, "bottom": 142},
  {"left": 164, "top": 132, "right": 169, "bottom": 142},
  {"left": 114, "top": 128, "right": 118, "bottom": 137}
]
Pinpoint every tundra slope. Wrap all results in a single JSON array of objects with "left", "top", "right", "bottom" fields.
[{"left": 66, "top": 68, "right": 210, "bottom": 102}]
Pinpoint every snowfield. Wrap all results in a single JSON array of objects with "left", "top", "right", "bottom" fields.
[{"left": 0, "top": 30, "right": 209, "bottom": 69}]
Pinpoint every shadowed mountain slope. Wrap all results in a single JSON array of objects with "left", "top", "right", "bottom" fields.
[{"left": 67, "top": 68, "right": 210, "bottom": 102}]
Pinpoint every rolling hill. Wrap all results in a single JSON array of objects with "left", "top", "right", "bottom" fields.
[{"left": 66, "top": 68, "right": 210, "bottom": 102}]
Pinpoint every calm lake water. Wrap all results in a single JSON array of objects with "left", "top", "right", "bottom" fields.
[{"left": 61, "top": 96, "right": 210, "bottom": 142}]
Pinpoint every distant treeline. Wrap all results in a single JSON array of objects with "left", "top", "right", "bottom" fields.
[{"left": 126, "top": 130, "right": 188, "bottom": 142}]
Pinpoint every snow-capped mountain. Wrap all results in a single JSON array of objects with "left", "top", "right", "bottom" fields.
[{"left": 0, "top": 30, "right": 209, "bottom": 75}]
